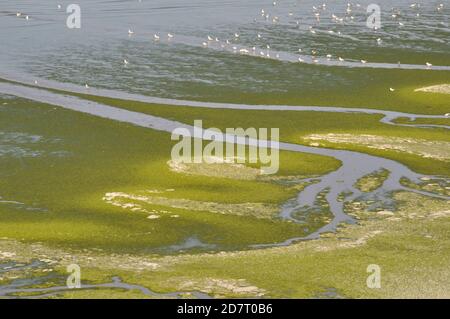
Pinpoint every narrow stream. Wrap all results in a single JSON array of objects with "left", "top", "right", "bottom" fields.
[
  {"left": 1, "top": 71, "right": 449, "bottom": 130},
  {"left": 0, "top": 261, "right": 210, "bottom": 299}
]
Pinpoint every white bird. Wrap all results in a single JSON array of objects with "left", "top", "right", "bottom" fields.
[
  {"left": 257, "top": 33, "right": 262, "bottom": 39},
  {"left": 207, "top": 35, "right": 214, "bottom": 41},
  {"left": 361, "top": 60, "right": 367, "bottom": 64},
  {"left": 399, "top": 22, "right": 404, "bottom": 26},
  {"left": 202, "top": 42, "right": 208, "bottom": 47},
  {"left": 234, "top": 33, "right": 240, "bottom": 38},
  {"left": 312, "top": 59, "right": 319, "bottom": 63},
  {"left": 389, "top": 87, "right": 395, "bottom": 92},
  {"left": 377, "top": 38, "right": 382, "bottom": 44},
  {"left": 168, "top": 33, "right": 174, "bottom": 39},
  {"left": 16, "top": 12, "right": 21, "bottom": 17},
  {"left": 298, "top": 57, "right": 304, "bottom": 62},
  {"left": 128, "top": 29, "right": 134, "bottom": 35},
  {"left": 338, "top": 57, "right": 344, "bottom": 62},
  {"left": 426, "top": 62, "right": 432, "bottom": 67},
  {"left": 25, "top": 15, "right": 29, "bottom": 20},
  {"left": 34, "top": 80, "right": 38, "bottom": 85},
  {"left": 123, "top": 59, "right": 129, "bottom": 65},
  {"left": 153, "top": 34, "right": 160, "bottom": 40},
  {"left": 326, "top": 54, "right": 332, "bottom": 59},
  {"left": 444, "top": 113, "right": 450, "bottom": 118},
  {"left": 226, "top": 39, "right": 231, "bottom": 44},
  {"left": 57, "top": 4, "right": 62, "bottom": 9},
  {"left": 85, "top": 84, "right": 90, "bottom": 89}
]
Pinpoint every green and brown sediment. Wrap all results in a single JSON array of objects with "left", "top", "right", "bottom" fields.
[
  {"left": 0, "top": 192, "right": 448, "bottom": 298},
  {"left": 355, "top": 169, "right": 390, "bottom": 193},
  {"left": 0, "top": 78, "right": 449, "bottom": 298}
]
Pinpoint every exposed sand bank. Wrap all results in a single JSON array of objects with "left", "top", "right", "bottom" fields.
[{"left": 414, "top": 84, "right": 450, "bottom": 94}]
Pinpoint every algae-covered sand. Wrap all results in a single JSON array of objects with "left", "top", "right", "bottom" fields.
[
  {"left": 1, "top": 192, "right": 448, "bottom": 298},
  {"left": 0, "top": 84, "right": 449, "bottom": 298},
  {"left": 1, "top": 0, "right": 449, "bottom": 299}
]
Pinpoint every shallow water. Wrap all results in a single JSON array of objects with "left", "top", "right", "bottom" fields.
[
  {"left": 0, "top": 262, "right": 210, "bottom": 299},
  {"left": 0, "top": 276, "right": 211, "bottom": 299},
  {"left": 1, "top": 0, "right": 449, "bottom": 100}
]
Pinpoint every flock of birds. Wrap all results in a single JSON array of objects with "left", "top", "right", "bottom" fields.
[
  {"left": 122, "top": 1, "right": 445, "bottom": 93},
  {"left": 11, "top": 2, "right": 448, "bottom": 95},
  {"left": 125, "top": 2, "right": 443, "bottom": 69}
]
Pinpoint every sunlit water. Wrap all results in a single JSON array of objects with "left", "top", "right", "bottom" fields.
[{"left": 1, "top": 0, "right": 449, "bottom": 100}]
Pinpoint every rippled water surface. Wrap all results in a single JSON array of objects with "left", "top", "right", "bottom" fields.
[{"left": 1, "top": 0, "right": 449, "bottom": 100}]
